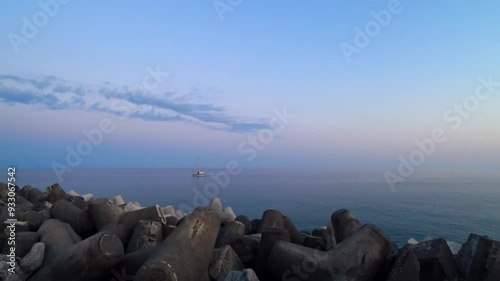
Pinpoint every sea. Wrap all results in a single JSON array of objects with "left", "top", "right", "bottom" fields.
[{"left": 12, "top": 168, "right": 500, "bottom": 246}]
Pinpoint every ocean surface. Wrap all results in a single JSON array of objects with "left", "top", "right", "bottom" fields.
[{"left": 13, "top": 168, "right": 500, "bottom": 246}]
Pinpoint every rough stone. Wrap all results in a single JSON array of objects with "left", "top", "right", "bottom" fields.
[
  {"left": 456, "top": 234, "right": 500, "bottom": 281},
  {"left": 235, "top": 215, "right": 249, "bottom": 227},
  {"left": 215, "top": 220, "right": 245, "bottom": 248},
  {"left": 12, "top": 231, "right": 40, "bottom": 258},
  {"left": 267, "top": 224, "right": 393, "bottom": 281},
  {"left": 50, "top": 231, "right": 124, "bottom": 281},
  {"left": 330, "top": 209, "right": 361, "bottom": 243},
  {"left": 21, "top": 211, "right": 42, "bottom": 231},
  {"left": 20, "top": 242, "right": 45, "bottom": 277},
  {"left": 218, "top": 268, "right": 260, "bottom": 281},
  {"left": 126, "top": 220, "right": 163, "bottom": 253},
  {"left": 134, "top": 206, "right": 220, "bottom": 281},
  {"left": 412, "top": 238, "right": 459, "bottom": 281},
  {"left": 209, "top": 245, "right": 244, "bottom": 281},
  {"left": 256, "top": 209, "right": 284, "bottom": 233},
  {"left": 283, "top": 216, "right": 305, "bottom": 245},
  {"left": 386, "top": 245, "right": 420, "bottom": 281},
  {"left": 230, "top": 234, "right": 261, "bottom": 268},
  {"left": 221, "top": 207, "right": 236, "bottom": 222},
  {"left": 246, "top": 219, "right": 261, "bottom": 235},
  {"left": 46, "top": 183, "right": 68, "bottom": 203}
]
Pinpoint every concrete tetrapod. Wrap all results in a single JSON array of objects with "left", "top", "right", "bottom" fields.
[
  {"left": 330, "top": 208, "right": 361, "bottom": 243},
  {"left": 50, "top": 199, "right": 95, "bottom": 238},
  {"left": 267, "top": 224, "right": 393, "bottom": 281},
  {"left": 126, "top": 220, "right": 163, "bottom": 253},
  {"left": 51, "top": 231, "right": 124, "bottom": 281},
  {"left": 134, "top": 206, "right": 220, "bottom": 281},
  {"left": 88, "top": 198, "right": 124, "bottom": 231},
  {"left": 114, "top": 205, "right": 166, "bottom": 248},
  {"left": 29, "top": 219, "right": 82, "bottom": 281}
]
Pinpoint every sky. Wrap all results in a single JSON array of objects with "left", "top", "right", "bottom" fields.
[{"left": 0, "top": 0, "right": 499, "bottom": 173}]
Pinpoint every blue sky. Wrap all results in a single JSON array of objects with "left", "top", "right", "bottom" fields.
[{"left": 0, "top": 0, "right": 499, "bottom": 171}]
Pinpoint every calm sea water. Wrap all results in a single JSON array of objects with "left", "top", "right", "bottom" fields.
[{"left": 13, "top": 168, "right": 500, "bottom": 246}]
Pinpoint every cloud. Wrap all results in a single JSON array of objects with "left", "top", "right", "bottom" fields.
[{"left": 0, "top": 74, "right": 270, "bottom": 132}]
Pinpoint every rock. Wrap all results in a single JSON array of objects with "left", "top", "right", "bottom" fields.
[
  {"left": 67, "top": 195, "right": 87, "bottom": 210},
  {"left": 163, "top": 205, "right": 176, "bottom": 217},
  {"left": 88, "top": 199, "right": 124, "bottom": 231},
  {"left": 81, "top": 193, "right": 93, "bottom": 202},
  {"left": 51, "top": 231, "right": 124, "bottom": 281},
  {"left": 303, "top": 234, "right": 328, "bottom": 251},
  {"left": 210, "top": 197, "right": 223, "bottom": 213},
  {"left": 330, "top": 209, "right": 361, "bottom": 243},
  {"left": 423, "top": 235, "right": 433, "bottom": 241},
  {"left": 447, "top": 240, "right": 462, "bottom": 255},
  {"left": 38, "top": 210, "right": 50, "bottom": 223},
  {"left": 283, "top": 216, "right": 305, "bottom": 245},
  {"left": 209, "top": 245, "right": 244, "bottom": 281},
  {"left": 134, "top": 206, "right": 220, "bottom": 281},
  {"left": 215, "top": 220, "right": 245, "bottom": 248},
  {"left": 46, "top": 183, "right": 68, "bottom": 203},
  {"left": 28, "top": 188, "right": 48, "bottom": 204},
  {"left": 386, "top": 245, "right": 420, "bottom": 281},
  {"left": 29, "top": 219, "right": 82, "bottom": 281},
  {"left": 255, "top": 227, "right": 290, "bottom": 279},
  {"left": 20, "top": 185, "right": 33, "bottom": 199},
  {"left": 30, "top": 219, "right": 82, "bottom": 281},
  {"left": 175, "top": 210, "right": 185, "bottom": 220},
  {"left": 113, "top": 205, "right": 166, "bottom": 247},
  {"left": 21, "top": 211, "right": 42, "bottom": 231},
  {"left": 5, "top": 231, "right": 39, "bottom": 258},
  {"left": 67, "top": 190, "right": 80, "bottom": 196},
  {"left": 164, "top": 215, "right": 178, "bottom": 226},
  {"left": 50, "top": 199, "right": 95, "bottom": 237},
  {"left": 221, "top": 207, "right": 236, "bottom": 222},
  {"left": 218, "top": 269, "right": 260, "bottom": 281},
  {"left": 14, "top": 194, "right": 34, "bottom": 214},
  {"left": 455, "top": 234, "right": 500, "bottom": 281},
  {"left": 235, "top": 215, "right": 249, "bottom": 227},
  {"left": 230, "top": 234, "right": 262, "bottom": 268},
  {"left": 20, "top": 242, "right": 45, "bottom": 277},
  {"left": 0, "top": 255, "right": 23, "bottom": 281},
  {"left": 113, "top": 195, "right": 125, "bottom": 205},
  {"left": 115, "top": 247, "right": 157, "bottom": 277},
  {"left": 374, "top": 239, "right": 400, "bottom": 281},
  {"left": 126, "top": 220, "right": 163, "bottom": 253},
  {"left": 163, "top": 225, "right": 177, "bottom": 239},
  {"left": 267, "top": 224, "right": 393, "bottom": 281},
  {"left": 230, "top": 234, "right": 261, "bottom": 268},
  {"left": 257, "top": 209, "right": 284, "bottom": 233},
  {"left": 407, "top": 237, "right": 419, "bottom": 245},
  {"left": 37, "top": 219, "right": 82, "bottom": 261},
  {"left": 124, "top": 201, "right": 141, "bottom": 212},
  {"left": 311, "top": 226, "right": 334, "bottom": 250},
  {"left": 33, "top": 201, "right": 52, "bottom": 212},
  {"left": 246, "top": 219, "right": 261, "bottom": 235},
  {"left": 412, "top": 238, "right": 459, "bottom": 281}
]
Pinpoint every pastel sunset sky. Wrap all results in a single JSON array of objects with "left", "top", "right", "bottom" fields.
[{"left": 1, "top": 1, "right": 499, "bottom": 172}]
